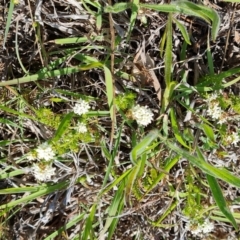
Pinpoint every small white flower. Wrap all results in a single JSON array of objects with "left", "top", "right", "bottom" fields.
[
  {"left": 206, "top": 103, "right": 222, "bottom": 120},
  {"left": 73, "top": 99, "right": 90, "bottom": 115},
  {"left": 201, "top": 219, "right": 214, "bottom": 233},
  {"left": 32, "top": 163, "right": 56, "bottom": 181},
  {"left": 36, "top": 143, "right": 55, "bottom": 161},
  {"left": 185, "top": 219, "right": 214, "bottom": 236},
  {"left": 218, "top": 112, "right": 228, "bottom": 125},
  {"left": 26, "top": 152, "right": 36, "bottom": 161},
  {"left": 226, "top": 132, "right": 240, "bottom": 146},
  {"left": 76, "top": 122, "right": 87, "bottom": 133},
  {"left": 207, "top": 93, "right": 218, "bottom": 103},
  {"left": 131, "top": 105, "right": 154, "bottom": 126}
]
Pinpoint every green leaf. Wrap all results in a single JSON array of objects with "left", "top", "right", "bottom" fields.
[
  {"left": 201, "top": 123, "right": 215, "bottom": 142},
  {"left": 130, "top": 130, "right": 159, "bottom": 163},
  {"left": 127, "top": 1, "right": 139, "bottom": 41},
  {"left": 140, "top": 1, "right": 220, "bottom": 41},
  {"left": 162, "top": 81, "right": 177, "bottom": 112},
  {"left": 44, "top": 212, "right": 85, "bottom": 240},
  {"left": 163, "top": 138, "right": 240, "bottom": 188},
  {"left": 172, "top": 17, "right": 191, "bottom": 45},
  {"left": 170, "top": 108, "right": 189, "bottom": 149},
  {"left": 196, "top": 148, "right": 238, "bottom": 230},
  {"left": 3, "top": 0, "right": 15, "bottom": 49},
  {"left": 82, "top": 204, "right": 97, "bottom": 240},
  {"left": 207, "top": 175, "right": 238, "bottom": 230},
  {"left": 0, "top": 67, "right": 82, "bottom": 87},
  {"left": 0, "top": 181, "right": 69, "bottom": 211},
  {"left": 104, "top": 2, "right": 132, "bottom": 13},
  {"left": 100, "top": 183, "right": 125, "bottom": 239},
  {"left": 103, "top": 66, "right": 114, "bottom": 121},
  {"left": 165, "top": 13, "right": 173, "bottom": 87},
  {"left": 52, "top": 112, "right": 74, "bottom": 142}
]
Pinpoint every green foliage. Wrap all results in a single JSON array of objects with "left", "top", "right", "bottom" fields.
[
  {"left": 183, "top": 174, "right": 203, "bottom": 219},
  {"left": 229, "top": 94, "right": 240, "bottom": 114},
  {"left": 36, "top": 108, "right": 61, "bottom": 129},
  {"left": 115, "top": 91, "right": 136, "bottom": 110},
  {"left": 52, "top": 127, "right": 95, "bottom": 155}
]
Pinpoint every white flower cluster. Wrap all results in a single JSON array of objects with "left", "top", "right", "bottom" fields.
[
  {"left": 73, "top": 99, "right": 91, "bottom": 115},
  {"left": 185, "top": 219, "right": 214, "bottom": 237},
  {"left": 36, "top": 143, "right": 55, "bottom": 161},
  {"left": 26, "top": 143, "right": 56, "bottom": 182},
  {"left": 226, "top": 132, "right": 240, "bottom": 146},
  {"left": 32, "top": 163, "right": 56, "bottom": 182},
  {"left": 131, "top": 105, "right": 154, "bottom": 126},
  {"left": 76, "top": 122, "right": 87, "bottom": 133},
  {"left": 206, "top": 93, "right": 227, "bottom": 124}
]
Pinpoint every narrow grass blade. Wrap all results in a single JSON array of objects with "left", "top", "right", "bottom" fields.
[
  {"left": 164, "top": 13, "right": 173, "bottom": 87},
  {"left": 197, "top": 149, "right": 238, "bottom": 230},
  {"left": 206, "top": 175, "right": 238, "bottom": 230},
  {"left": 44, "top": 212, "right": 85, "bottom": 240},
  {"left": 52, "top": 112, "right": 74, "bottom": 142},
  {"left": 104, "top": 2, "right": 132, "bottom": 13},
  {"left": 163, "top": 138, "right": 240, "bottom": 188},
  {"left": 162, "top": 81, "right": 176, "bottom": 112},
  {"left": 223, "top": 75, "right": 240, "bottom": 88},
  {"left": 52, "top": 35, "right": 105, "bottom": 45},
  {"left": 207, "top": 34, "right": 214, "bottom": 75},
  {"left": 99, "top": 183, "right": 125, "bottom": 239},
  {"left": 82, "top": 204, "right": 97, "bottom": 240},
  {"left": 159, "top": 27, "right": 167, "bottom": 58},
  {"left": 130, "top": 130, "right": 159, "bottom": 163},
  {"left": 152, "top": 200, "right": 178, "bottom": 226},
  {"left": 0, "top": 180, "right": 69, "bottom": 211},
  {"left": 170, "top": 108, "right": 189, "bottom": 149},
  {"left": 15, "top": 20, "right": 29, "bottom": 74},
  {"left": 103, "top": 66, "right": 114, "bottom": 121},
  {"left": 172, "top": 17, "right": 191, "bottom": 45},
  {"left": 127, "top": 1, "right": 139, "bottom": 42},
  {"left": 3, "top": 0, "right": 15, "bottom": 48},
  {"left": 125, "top": 162, "right": 141, "bottom": 203},
  {"left": 0, "top": 186, "right": 44, "bottom": 194},
  {"left": 99, "top": 169, "right": 132, "bottom": 197},
  {"left": 0, "top": 169, "right": 25, "bottom": 180},
  {"left": 140, "top": 1, "right": 220, "bottom": 41},
  {"left": 0, "top": 105, "right": 36, "bottom": 120},
  {"left": 145, "top": 155, "right": 180, "bottom": 195},
  {"left": 201, "top": 123, "right": 215, "bottom": 142},
  {"left": 0, "top": 66, "right": 81, "bottom": 86},
  {"left": 101, "top": 125, "right": 122, "bottom": 188}
]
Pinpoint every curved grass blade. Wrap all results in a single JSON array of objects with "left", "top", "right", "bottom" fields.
[
  {"left": 130, "top": 129, "right": 159, "bottom": 163},
  {"left": 172, "top": 17, "right": 191, "bottom": 45},
  {"left": 52, "top": 112, "right": 74, "bottom": 142},
  {"left": 163, "top": 138, "right": 240, "bottom": 188},
  {"left": 140, "top": 2, "right": 220, "bottom": 41},
  {"left": 197, "top": 148, "right": 238, "bottom": 229},
  {"left": 207, "top": 174, "right": 238, "bottom": 230}
]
